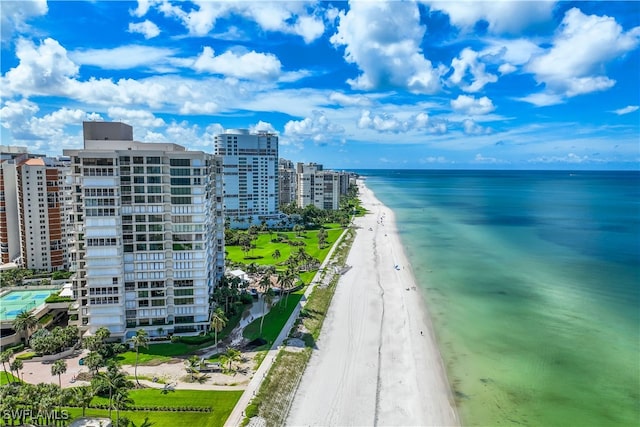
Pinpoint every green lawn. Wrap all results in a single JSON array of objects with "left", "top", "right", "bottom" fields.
[
  {"left": 117, "top": 344, "right": 188, "bottom": 365},
  {"left": 226, "top": 228, "right": 343, "bottom": 267},
  {"left": 0, "top": 371, "right": 20, "bottom": 385},
  {"left": 67, "top": 389, "right": 242, "bottom": 427},
  {"left": 242, "top": 292, "right": 304, "bottom": 346}
]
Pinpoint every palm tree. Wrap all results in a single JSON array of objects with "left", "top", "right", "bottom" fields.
[
  {"left": 51, "top": 359, "right": 67, "bottom": 387},
  {"left": 185, "top": 355, "right": 200, "bottom": 381},
  {"left": 259, "top": 289, "right": 275, "bottom": 336},
  {"left": 130, "top": 329, "right": 149, "bottom": 386},
  {"left": 130, "top": 416, "right": 154, "bottom": 427},
  {"left": 72, "top": 386, "right": 94, "bottom": 417},
  {"left": 210, "top": 308, "right": 228, "bottom": 351},
  {"left": 272, "top": 249, "right": 281, "bottom": 262},
  {"left": 9, "top": 359, "right": 23, "bottom": 382},
  {"left": 12, "top": 309, "right": 37, "bottom": 342},
  {"left": 92, "top": 362, "right": 133, "bottom": 418},
  {"left": 222, "top": 347, "right": 241, "bottom": 372},
  {"left": 84, "top": 351, "right": 104, "bottom": 376},
  {"left": 1, "top": 350, "right": 12, "bottom": 384},
  {"left": 278, "top": 269, "right": 296, "bottom": 308},
  {"left": 317, "top": 228, "right": 328, "bottom": 248},
  {"left": 112, "top": 389, "right": 134, "bottom": 427}
]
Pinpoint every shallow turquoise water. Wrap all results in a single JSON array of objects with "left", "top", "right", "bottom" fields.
[{"left": 358, "top": 170, "right": 639, "bottom": 427}]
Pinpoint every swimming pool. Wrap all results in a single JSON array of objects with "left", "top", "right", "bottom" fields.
[{"left": 0, "top": 289, "right": 58, "bottom": 321}]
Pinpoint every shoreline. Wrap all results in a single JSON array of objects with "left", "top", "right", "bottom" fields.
[{"left": 287, "top": 179, "right": 459, "bottom": 426}]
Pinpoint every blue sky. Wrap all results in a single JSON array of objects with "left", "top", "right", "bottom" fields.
[{"left": 1, "top": 1, "right": 639, "bottom": 170}]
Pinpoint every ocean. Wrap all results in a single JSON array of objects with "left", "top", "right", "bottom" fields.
[{"left": 356, "top": 170, "right": 639, "bottom": 427}]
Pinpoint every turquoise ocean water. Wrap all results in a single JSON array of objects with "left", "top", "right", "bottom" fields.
[{"left": 357, "top": 170, "right": 639, "bottom": 427}]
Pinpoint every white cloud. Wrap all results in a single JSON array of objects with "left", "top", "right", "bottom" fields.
[
  {"left": 424, "top": 0, "right": 555, "bottom": 34},
  {"left": 498, "top": 63, "right": 517, "bottom": 75},
  {"left": 130, "top": 0, "right": 153, "bottom": 18},
  {"left": 419, "top": 156, "right": 448, "bottom": 164},
  {"left": 2, "top": 38, "right": 79, "bottom": 98},
  {"left": 179, "top": 101, "right": 218, "bottom": 115},
  {"left": 193, "top": 46, "right": 281, "bottom": 81},
  {"left": 70, "top": 45, "right": 178, "bottom": 70},
  {"left": 448, "top": 48, "right": 498, "bottom": 92},
  {"left": 250, "top": 121, "right": 278, "bottom": 134},
  {"left": 128, "top": 20, "right": 161, "bottom": 39},
  {"left": 330, "top": 1, "right": 442, "bottom": 94},
  {"left": 528, "top": 153, "right": 591, "bottom": 164},
  {"left": 451, "top": 95, "right": 495, "bottom": 115},
  {"left": 107, "top": 107, "right": 165, "bottom": 128},
  {"left": 474, "top": 153, "right": 507, "bottom": 164},
  {"left": 516, "top": 92, "right": 564, "bottom": 107},
  {"left": 156, "top": 1, "right": 325, "bottom": 42},
  {"left": 463, "top": 119, "right": 491, "bottom": 135},
  {"left": 357, "top": 110, "right": 446, "bottom": 134},
  {"left": 283, "top": 110, "right": 345, "bottom": 146},
  {"left": 525, "top": 8, "right": 640, "bottom": 102},
  {"left": 328, "top": 92, "right": 372, "bottom": 107},
  {"left": 1, "top": 0, "right": 48, "bottom": 41},
  {"left": 613, "top": 105, "right": 639, "bottom": 115}
]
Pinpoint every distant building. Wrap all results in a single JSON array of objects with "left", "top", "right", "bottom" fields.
[
  {"left": 278, "top": 158, "right": 297, "bottom": 207},
  {"left": 297, "top": 162, "right": 353, "bottom": 210},
  {"left": 0, "top": 146, "right": 70, "bottom": 270},
  {"left": 64, "top": 121, "right": 224, "bottom": 340},
  {"left": 215, "top": 129, "right": 280, "bottom": 228}
]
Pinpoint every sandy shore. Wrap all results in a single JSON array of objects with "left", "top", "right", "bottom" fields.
[{"left": 287, "top": 180, "right": 459, "bottom": 426}]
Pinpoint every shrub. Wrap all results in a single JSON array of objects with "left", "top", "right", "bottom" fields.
[{"left": 16, "top": 352, "right": 36, "bottom": 360}]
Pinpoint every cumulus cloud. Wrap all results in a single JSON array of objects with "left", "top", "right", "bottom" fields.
[
  {"left": 448, "top": 48, "right": 498, "bottom": 92},
  {"left": 250, "top": 121, "right": 278, "bottom": 134},
  {"left": 357, "top": 110, "right": 446, "bottom": 134},
  {"left": 463, "top": 119, "right": 491, "bottom": 135},
  {"left": 1, "top": 0, "right": 48, "bottom": 41},
  {"left": 424, "top": 0, "right": 555, "bottom": 34},
  {"left": 524, "top": 8, "right": 640, "bottom": 104},
  {"left": 2, "top": 38, "right": 78, "bottom": 97},
  {"left": 613, "top": 105, "right": 639, "bottom": 115},
  {"left": 179, "top": 101, "right": 218, "bottom": 115},
  {"left": 128, "top": 20, "right": 161, "bottom": 39},
  {"left": 283, "top": 110, "right": 344, "bottom": 146},
  {"left": 130, "top": 0, "right": 154, "bottom": 18},
  {"left": 330, "top": 1, "right": 442, "bottom": 94},
  {"left": 157, "top": 1, "right": 325, "bottom": 43},
  {"left": 193, "top": 46, "right": 281, "bottom": 81},
  {"left": 107, "top": 107, "right": 165, "bottom": 128},
  {"left": 451, "top": 95, "right": 495, "bottom": 115},
  {"left": 474, "top": 153, "right": 507, "bottom": 164}
]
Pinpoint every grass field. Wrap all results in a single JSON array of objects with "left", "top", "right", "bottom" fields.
[
  {"left": 0, "top": 371, "right": 20, "bottom": 385},
  {"left": 242, "top": 292, "right": 304, "bottom": 347},
  {"left": 226, "top": 228, "right": 343, "bottom": 267}
]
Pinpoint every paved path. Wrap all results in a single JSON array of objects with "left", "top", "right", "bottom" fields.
[{"left": 223, "top": 226, "right": 350, "bottom": 427}]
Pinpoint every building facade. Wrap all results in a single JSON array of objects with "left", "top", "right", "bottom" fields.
[
  {"left": 64, "top": 122, "right": 224, "bottom": 339},
  {"left": 16, "top": 157, "right": 70, "bottom": 271},
  {"left": 214, "top": 129, "right": 280, "bottom": 228},
  {"left": 278, "top": 158, "right": 297, "bottom": 207}
]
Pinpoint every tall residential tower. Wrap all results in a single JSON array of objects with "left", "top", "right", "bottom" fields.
[{"left": 64, "top": 122, "right": 224, "bottom": 339}]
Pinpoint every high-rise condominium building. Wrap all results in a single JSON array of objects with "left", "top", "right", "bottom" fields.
[
  {"left": 214, "top": 129, "right": 280, "bottom": 228},
  {"left": 278, "top": 158, "right": 297, "bottom": 207},
  {"left": 64, "top": 122, "right": 224, "bottom": 340},
  {"left": 0, "top": 146, "right": 71, "bottom": 270},
  {"left": 296, "top": 162, "right": 341, "bottom": 210},
  {"left": 16, "top": 157, "right": 71, "bottom": 271}
]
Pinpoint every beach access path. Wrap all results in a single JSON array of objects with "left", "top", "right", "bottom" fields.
[{"left": 286, "top": 180, "right": 459, "bottom": 426}]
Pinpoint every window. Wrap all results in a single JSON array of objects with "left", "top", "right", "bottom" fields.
[{"left": 170, "top": 159, "right": 190, "bottom": 166}]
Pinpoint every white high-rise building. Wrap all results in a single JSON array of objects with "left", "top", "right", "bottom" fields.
[
  {"left": 296, "top": 163, "right": 355, "bottom": 210},
  {"left": 214, "top": 129, "right": 280, "bottom": 228},
  {"left": 278, "top": 158, "right": 297, "bottom": 207},
  {"left": 64, "top": 122, "right": 224, "bottom": 340}
]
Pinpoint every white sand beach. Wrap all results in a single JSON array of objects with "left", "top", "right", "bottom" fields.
[{"left": 287, "top": 180, "right": 459, "bottom": 426}]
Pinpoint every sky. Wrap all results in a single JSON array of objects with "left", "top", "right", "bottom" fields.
[{"left": 1, "top": 1, "right": 639, "bottom": 170}]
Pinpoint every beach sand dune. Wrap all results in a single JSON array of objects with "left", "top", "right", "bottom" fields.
[{"left": 287, "top": 180, "right": 459, "bottom": 427}]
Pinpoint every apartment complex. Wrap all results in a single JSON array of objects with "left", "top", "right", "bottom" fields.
[
  {"left": 295, "top": 162, "right": 354, "bottom": 210},
  {"left": 214, "top": 129, "right": 280, "bottom": 228},
  {"left": 0, "top": 146, "right": 71, "bottom": 270},
  {"left": 278, "top": 158, "right": 297, "bottom": 207},
  {"left": 64, "top": 122, "right": 224, "bottom": 339}
]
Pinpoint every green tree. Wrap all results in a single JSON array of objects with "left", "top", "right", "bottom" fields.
[
  {"left": 210, "top": 308, "right": 228, "bottom": 351},
  {"left": 130, "top": 329, "right": 149, "bottom": 387},
  {"left": 317, "top": 227, "right": 328, "bottom": 248},
  {"left": 221, "top": 347, "right": 241, "bottom": 373},
  {"left": 84, "top": 351, "right": 104, "bottom": 376},
  {"left": 9, "top": 359, "right": 23, "bottom": 382},
  {"left": 11, "top": 309, "right": 37, "bottom": 342},
  {"left": 185, "top": 355, "right": 200, "bottom": 381},
  {"left": 92, "top": 362, "right": 133, "bottom": 418},
  {"left": 113, "top": 389, "right": 134, "bottom": 427},
  {"left": 260, "top": 289, "right": 275, "bottom": 336},
  {"left": 1, "top": 350, "right": 13, "bottom": 384},
  {"left": 272, "top": 249, "right": 281, "bottom": 262},
  {"left": 72, "top": 386, "right": 94, "bottom": 417},
  {"left": 51, "top": 359, "right": 67, "bottom": 387}
]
